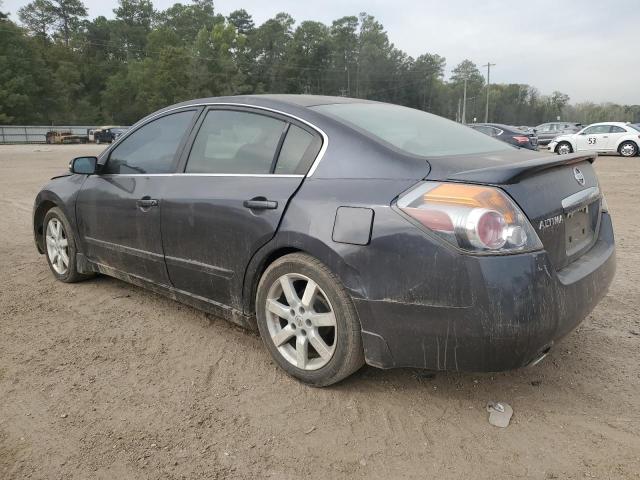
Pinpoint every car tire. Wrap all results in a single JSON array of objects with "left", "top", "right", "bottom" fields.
[
  {"left": 618, "top": 141, "right": 638, "bottom": 157},
  {"left": 43, "top": 207, "right": 93, "bottom": 283},
  {"left": 255, "top": 253, "right": 365, "bottom": 387},
  {"left": 556, "top": 141, "right": 573, "bottom": 155}
]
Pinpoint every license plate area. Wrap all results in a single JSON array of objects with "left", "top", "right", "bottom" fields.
[{"left": 565, "top": 204, "right": 595, "bottom": 256}]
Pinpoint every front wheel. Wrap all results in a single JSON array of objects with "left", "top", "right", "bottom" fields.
[
  {"left": 619, "top": 141, "right": 638, "bottom": 157},
  {"left": 43, "top": 207, "right": 92, "bottom": 283},
  {"left": 256, "top": 253, "right": 364, "bottom": 387},
  {"left": 556, "top": 142, "right": 573, "bottom": 155}
]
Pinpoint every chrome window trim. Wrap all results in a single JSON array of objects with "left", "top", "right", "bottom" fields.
[
  {"left": 102, "top": 102, "right": 329, "bottom": 178},
  {"left": 96, "top": 173, "right": 304, "bottom": 178}
]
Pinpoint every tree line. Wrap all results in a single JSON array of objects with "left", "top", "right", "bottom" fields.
[{"left": 1, "top": 0, "right": 639, "bottom": 126}]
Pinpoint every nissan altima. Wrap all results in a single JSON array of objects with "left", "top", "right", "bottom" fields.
[{"left": 33, "top": 95, "right": 616, "bottom": 386}]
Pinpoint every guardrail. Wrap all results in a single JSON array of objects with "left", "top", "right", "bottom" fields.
[{"left": 0, "top": 126, "right": 97, "bottom": 144}]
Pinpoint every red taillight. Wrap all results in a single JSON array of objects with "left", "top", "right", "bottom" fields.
[
  {"left": 396, "top": 182, "right": 543, "bottom": 254},
  {"left": 513, "top": 136, "right": 529, "bottom": 143},
  {"left": 472, "top": 210, "right": 507, "bottom": 249}
]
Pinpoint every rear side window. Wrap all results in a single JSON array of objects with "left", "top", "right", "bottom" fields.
[
  {"left": 583, "top": 125, "right": 611, "bottom": 135},
  {"left": 104, "top": 111, "right": 195, "bottom": 174},
  {"left": 472, "top": 126, "right": 493, "bottom": 135},
  {"left": 610, "top": 126, "right": 626, "bottom": 133},
  {"left": 312, "top": 103, "right": 511, "bottom": 157},
  {"left": 186, "top": 110, "right": 286, "bottom": 174},
  {"left": 275, "top": 125, "right": 320, "bottom": 174}
]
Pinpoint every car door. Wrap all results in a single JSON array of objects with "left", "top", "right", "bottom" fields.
[
  {"left": 537, "top": 123, "right": 554, "bottom": 142},
  {"left": 76, "top": 109, "right": 199, "bottom": 285},
  {"left": 575, "top": 125, "right": 611, "bottom": 151},
  {"left": 608, "top": 125, "right": 629, "bottom": 151},
  {"left": 160, "top": 106, "right": 322, "bottom": 310}
]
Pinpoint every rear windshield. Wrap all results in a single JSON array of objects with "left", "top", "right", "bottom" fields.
[{"left": 312, "top": 102, "right": 512, "bottom": 157}]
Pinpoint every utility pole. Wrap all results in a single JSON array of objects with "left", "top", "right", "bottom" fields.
[
  {"left": 344, "top": 50, "right": 350, "bottom": 96},
  {"left": 483, "top": 62, "right": 496, "bottom": 123},
  {"left": 462, "top": 77, "right": 468, "bottom": 124}
]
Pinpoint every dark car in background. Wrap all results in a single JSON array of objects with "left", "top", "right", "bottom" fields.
[
  {"left": 95, "top": 127, "right": 128, "bottom": 144},
  {"left": 470, "top": 123, "right": 539, "bottom": 150},
  {"left": 33, "top": 95, "right": 615, "bottom": 386},
  {"left": 535, "top": 122, "right": 582, "bottom": 145}
]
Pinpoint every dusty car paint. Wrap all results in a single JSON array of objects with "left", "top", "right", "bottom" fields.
[{"left": 34, "top": 95, "right": 615, "bottom": 372}]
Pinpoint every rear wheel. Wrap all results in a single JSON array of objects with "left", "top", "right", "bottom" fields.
[
  {"left": 256, "top": 253, "right": 364, "bottom": 387},
  {"left": 556, "top": 142, "right": 572, "bottom": 155},
  {"left": 43, "top": 207, "right": 92, "bottom": 283},
  {"left": 619, "top": 141, "right": 638, "bottom": 157}
]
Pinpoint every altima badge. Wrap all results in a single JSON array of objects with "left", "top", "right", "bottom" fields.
[
  {"left": 539, "top": 215, "right": 563, "bottom": 230},
  {"left": 573, "top": 167, "right": 586, "bottom": 186}
]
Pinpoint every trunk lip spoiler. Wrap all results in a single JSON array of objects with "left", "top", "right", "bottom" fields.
[{"left": 445, "top": 153, "right": 597, "bottom": 185}]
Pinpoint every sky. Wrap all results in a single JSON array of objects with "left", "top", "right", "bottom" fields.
[{"left": 4, "top": 0, "right": 639, "bottom": 104}]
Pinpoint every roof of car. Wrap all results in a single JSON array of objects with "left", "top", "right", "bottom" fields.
[
  {"left": 588, "top": 121, "right": 631, "bottom": 127},
  {"left": 471, "top": 123, "right": 518, "bottom": 130},
  {"left": 176, "top": 94, "right": 374, "bottom": 108}
]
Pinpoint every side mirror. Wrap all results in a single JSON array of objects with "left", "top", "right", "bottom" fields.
[
  {"left": 578, "top": 132, "right": 586, "bottom": 135},
  {"left": 69, "top": 156, "right": 98, "bottom": 174}
]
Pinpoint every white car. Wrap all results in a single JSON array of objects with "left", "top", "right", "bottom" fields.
[{"left": 548, "top": 122, "right": 640, "bottom": 157}]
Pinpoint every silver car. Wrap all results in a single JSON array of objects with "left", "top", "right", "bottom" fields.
[{"left": 535, "top": 122, "right": 582, "bottom": 145}]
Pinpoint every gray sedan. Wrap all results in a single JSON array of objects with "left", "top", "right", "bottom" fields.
[{"left": 33, "top": 95, "right": 615, "bottom": 385}]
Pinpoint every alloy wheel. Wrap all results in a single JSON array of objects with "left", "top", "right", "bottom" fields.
[
  {"left": 265, "top": 273, "right": 337, "bottom": 370},
  {"left": 558, "top": 143, "right": 571, "bottom": 155},
  {"left": 46, "top": 218, "right": 69, "bottom": 275},
  {"left": 620, "top": 143, "right": 637, "bottom": 157}
]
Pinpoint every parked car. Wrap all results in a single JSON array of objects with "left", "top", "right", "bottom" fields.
[
  {"left": 535, "top": 122, "right": 582, "bottom": 145},
  {"left": 45, "top": 130, "right": 88, "bottom": 144},
  {"left": 87, "top": 128, "right": 97, "bottom": 142},
  {"left": 33, "top": 95, "right": 615, "bottom": 386},
  {"left": 469, "top": 123, "right": 539, "bottom": 150},
  {"left": 548, "top": 122, "right": 640, "bottom": 157},
  {"left": 95, "top": 126, "right": 128, "bottom": 144}
]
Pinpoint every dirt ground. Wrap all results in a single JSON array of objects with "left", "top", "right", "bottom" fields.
[{"left": 0, "top": 144, "right": 639, "bottom": 480}]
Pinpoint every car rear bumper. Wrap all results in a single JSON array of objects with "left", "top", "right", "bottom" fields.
[{"left": 355, "top": 213, "right": 615, "bottom": 372}]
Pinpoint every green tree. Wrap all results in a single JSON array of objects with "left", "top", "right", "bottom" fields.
[
  {"left": 0, "top": 19, "right": 51, "bottom": 122},
  {"left": 113, "top": 0, "right": 154, "bottom": 57},
  {"left": 355, "top": 13, "right": 392, "bottom": 98},
  {"left": 4, "top": 2, "right": 638, "bottom": 127},
  {"left": 251, "top": 13, "right": 295, "bottom": 92},
  {"left": 48, "top": 0, "right": 87, "bottom": 46},
  {"left": 18, "top": 0, "right": 55, "bottom": 45},
  {"left": 412, "top": 53, "right": 446, "bottom": 111},
  {"left": 157, "top": 0, "right": 223, "bottom": 44},
  {"left": 228, "top": 8, "right": 254, "bottom": 35},
  {"left": 328, "top": 15, "right": 358, "bottom": 95},
  {"left": 288, "top": 21, "right": 331, "bottom": 93}
]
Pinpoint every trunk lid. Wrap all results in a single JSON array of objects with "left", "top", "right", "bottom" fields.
[{"left": 427, "top": 152, "right": 602, "bottom": 270}]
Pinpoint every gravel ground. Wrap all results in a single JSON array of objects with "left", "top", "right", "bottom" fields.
[{"left": 1, "top": 144, "right": 639, "bottom": 479}]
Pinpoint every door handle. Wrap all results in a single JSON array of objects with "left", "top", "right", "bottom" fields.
[
  {"left": 137, "top": 197, "right": 159, "bottom": 209},
  {"left": 243, "top": 199, "right": 278, "bottom": 210}
]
